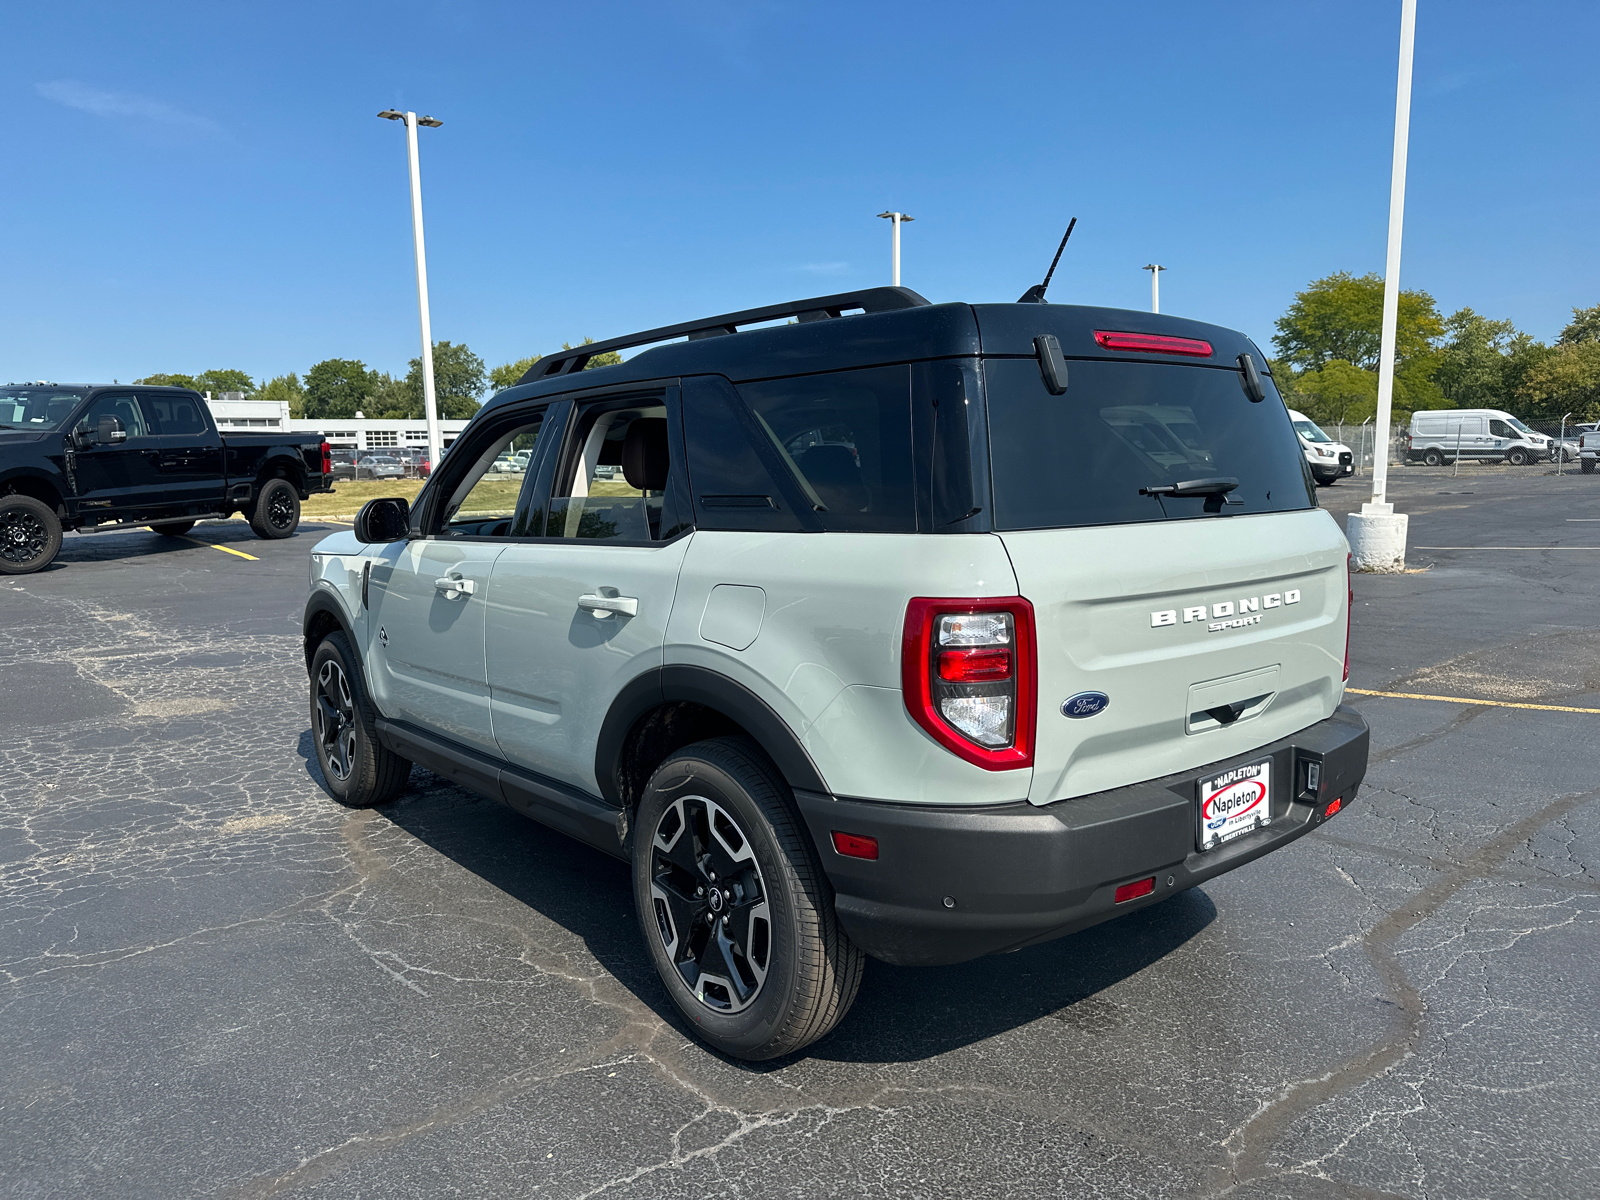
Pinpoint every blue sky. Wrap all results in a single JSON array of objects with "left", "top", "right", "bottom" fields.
[{"left": 5, "top": 0, "right": 1596, "bottom": 387}]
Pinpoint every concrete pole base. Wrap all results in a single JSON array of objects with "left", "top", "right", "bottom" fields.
[{"left": 1347, "top": 502, "right": 1409, "bottom": 572}]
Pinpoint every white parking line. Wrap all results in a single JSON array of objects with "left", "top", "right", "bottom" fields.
[{"left": 1416, "top": 546, "right": 1600, "bottom": 550}]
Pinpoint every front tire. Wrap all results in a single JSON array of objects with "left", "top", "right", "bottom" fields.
[
  {"left": 633, "top": 738, "right": 864, "bottom": 1060},
  {"left": 250, "top": 478, "right": 300, "bottom": 539},
  {"left": 149, "top": 520, "right": 196, "bottom": 536},
  {"left": 309, "top": 632, "right": 411, "bottom": 807},
  {"left": 0, "top": 494, "right": 63, "bottom": 576},
  {"left": 1506, "top": 448, "right": 1530, "bottom": 467}
]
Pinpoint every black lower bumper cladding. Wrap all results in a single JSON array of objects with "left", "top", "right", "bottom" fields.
[{"left": 796, "top": 705, "right": 1369, "bottom": 966}]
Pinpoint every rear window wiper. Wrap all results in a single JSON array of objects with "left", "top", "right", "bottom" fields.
[{"left": 1139, "top": 476, "right": 1240, "bottom": 498}]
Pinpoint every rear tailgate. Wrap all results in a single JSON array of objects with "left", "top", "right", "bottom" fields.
[{"left": 1003, "top": 510, "right": 1347, "bottom": 805}]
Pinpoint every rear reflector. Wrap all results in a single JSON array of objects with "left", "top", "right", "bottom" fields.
[
  {"left": 1093, "top": 330, "right": 1214, "bottom": 357},
  {"left": 1324, "top": 797, "right": 1343, "bottom": 819},
  {"left": 1114, "top": 877, "right": 1156, "bottom": 904},
  {"left": 831, "top": 831, "right": 879, "bottom": 860}
]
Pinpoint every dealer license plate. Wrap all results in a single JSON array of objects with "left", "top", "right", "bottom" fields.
[{"left": 1197, "top": 758, "right": 1272, "bottom": 850}]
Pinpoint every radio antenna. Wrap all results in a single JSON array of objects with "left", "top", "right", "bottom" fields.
[{"left": 1017, "top": 218, "right": 1077, "bottom": 303}]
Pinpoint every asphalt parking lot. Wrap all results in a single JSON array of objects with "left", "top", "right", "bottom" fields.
[{"left": 4, "top": 467, "right": 1598, "bottom": 1199}]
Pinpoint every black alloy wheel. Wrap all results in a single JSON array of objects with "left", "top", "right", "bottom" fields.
[
  {"left": 250, "top": 478, "right": 300, "bottom": 539},
  {"left": 632, "top": 738, "right": 864, "bottom": 1060},
  {"left": 0, "top": 494, "right": 63, "bottom": 576},
  {"left": 308, "top": 632, "right": 411, "bottom": 807}
]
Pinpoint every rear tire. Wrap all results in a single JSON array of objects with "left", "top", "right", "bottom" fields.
[
  {"left": 632, "top": 737, "right": 864, "bottom": 1060},
  {"left": 0, "top": 495, "right": 63, "bottom": 576},
  {"left": 250, "top": 478, "right": 300, "bottom": 539},
  {"left": 1422, "top": 449, "right": 1443, "bottom": 467},
  {"left": 149, "top": 521, "right": 196, "bottom": 536},
  {"left": 309, "top": 632, "right": 411, "bottom": 807}
]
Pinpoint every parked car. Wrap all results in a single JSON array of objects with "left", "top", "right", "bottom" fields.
[
  {"left": 329, "top": 450, "right": 358, "bottom": 482},
  {"left": 1580, "top": 424, "right": 1600, "bottom": 474},
  {"left": 0, "top": 382, "right": 331, "bottom": 574},
  {"left": 356, "top": 454, "right": 407, "bottom": 481},
  {"left": 303, "top": 287, "right": 1368, "bottom": 1060},
  {"left": 1286, "top": 409, "right": 1354, "bottom": 485},
  {"left": 489, "top": 452, "right": 522, "bottom": 474},
  {"left": 1406, "top": 409, "right": 1551, "bottom": 466}
]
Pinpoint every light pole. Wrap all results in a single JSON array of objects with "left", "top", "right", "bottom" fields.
[
  {"left": 877, "top": 212, "right": 914, "bottom": 287},
  {"left": 1143, "top": 264, "right": 1166, "bottom": 313},
  {"left": 379, "top": 109, "right": 445, "bottom": 472},
  {"left": 1347, "top": 0, "right": 1416, "bottom": 572}
]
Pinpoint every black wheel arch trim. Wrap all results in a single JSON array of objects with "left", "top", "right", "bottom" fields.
[
  {"left": 594, "top": 664, "right": 830, "bottom": 806},
  {"left": 302, "top": 588, "right": 362, "bottom": 674}
]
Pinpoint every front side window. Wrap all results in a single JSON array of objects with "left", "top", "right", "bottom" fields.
[
  {"left": 737, "top": 366, "right": 915, "bottom": 532},
  {"left": 546, "top": 402, "right": 682, "bottom": 541},
  {"left": 78, "top": 393, "right": 150, "bottom": 440},
  {"left": 436, "top": 413, "right": 545, "bottom": 537}
]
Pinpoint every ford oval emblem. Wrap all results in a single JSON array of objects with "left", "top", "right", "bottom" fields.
[{"left": 1062, "top": 692, "right": 1110, "bottom": 719}]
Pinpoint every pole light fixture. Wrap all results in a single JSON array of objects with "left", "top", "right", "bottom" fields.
[
  {"left": 877, "top": 211, "right": 914, "bottom": 287},
  {"left": 377, "top": 108, "right": 445, "bottom": 470},
  {"left": 1142, "top": 264, "right": 1166, "bottom": 314}
]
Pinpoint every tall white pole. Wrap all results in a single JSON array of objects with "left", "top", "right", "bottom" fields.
[
  {"left": 1347, "top": 0, "right": 1416, "bottom": 572},
  {"left": 1152, "top": 268, "right": 1160, "bottom": 314},
  {"left": 891, "top": 214, "right": 901, "bottom": 287},
  {"left": 404, "top": 111, "right": 443, "bottom": 472}
]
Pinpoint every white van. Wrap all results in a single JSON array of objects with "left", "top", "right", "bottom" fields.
[
  {"left": 1407, "top": 409, "right": 1549, "bottom": 467},
  {"left": 1285, "top": 410, "right": 1354, "bottom": 486}
]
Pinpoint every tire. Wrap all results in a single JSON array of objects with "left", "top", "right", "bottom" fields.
[
  {"left": 309, "top": 631, "right": 411, "bottom": 807},
  {"left": 250, "top": 477, "right": 300, "bottom": 539},
  {"left": 1506, "top": 448, "right": 1529, "bottom": 467},
  {"left": 149, "top": 521, "right": 196, "bottom": 537},
  {"left": 0, "top": 494, "right": 64, "bottom": 576},
  {"left": 1582, "top": 459, "right": 1595, "bottom": 475},
  {"left": 1422, "top": 449, "right": 1443, "bottom": 467},
  {"left": 633, "top": 737, "right": 865, "bottom": 1061}
]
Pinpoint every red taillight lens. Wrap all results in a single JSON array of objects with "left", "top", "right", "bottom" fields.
[
  {"left": 1324, "top": 797, "right": 1343, "bottom": 819},
  {"left": 1343, "top": 553, "right": 1353, "bottom": 682},
  {"left": 1093, "top": 330, "right": 1214, "bottom": 357},
  {"left": 321, "top": 440, "right": 332, "bottom": 477},
  {"left": 830, "top": 831, "right": 879, "bottom": 860},
  {"left": 938, "top": 647, "right": 1012, "bottom": 682},
  {"left": 1114, "top": 877, "right": 1156, "bottom": 903},
  {"left": 903, "top": 597, "right": 1036, "bottom": 771}
]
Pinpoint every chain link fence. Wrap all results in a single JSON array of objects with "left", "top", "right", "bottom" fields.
[{"left": 1314, "top": 419, "right": 1597, "bottom": 475}]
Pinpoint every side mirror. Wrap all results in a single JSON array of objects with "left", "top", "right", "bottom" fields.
[
  {"left": 354, "top": 497, "right": 411, "bottom": 543},
  {"left": 99, "top": 415, "right": 128, "bottom": 443}
]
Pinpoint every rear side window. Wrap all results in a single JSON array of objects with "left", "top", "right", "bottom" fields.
[
  {"left": 139, "top": 393, "right": 207, "bottom": 435},
  {"left": 738, "top": 366, "right": 915, "bottom": 533},
  {"left": 985, "top": 359, "right": 1313, "bottom": 530}
]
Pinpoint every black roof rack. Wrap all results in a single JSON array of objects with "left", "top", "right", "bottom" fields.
[{"left": 520, "top": 286, "right": 932, "bottom": 383}]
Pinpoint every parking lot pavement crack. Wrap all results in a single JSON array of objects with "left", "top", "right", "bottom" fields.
[
  {"left": 1357, "top": 703, "right": 1491, "bottom": 766},
  {"left": 1202, "top": 782, "right": 1600, "bottom": 1198}
]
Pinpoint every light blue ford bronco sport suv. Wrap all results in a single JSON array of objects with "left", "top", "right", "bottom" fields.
[{"left": 302, "top": 287, "right": 1369, "bottom": 1059}]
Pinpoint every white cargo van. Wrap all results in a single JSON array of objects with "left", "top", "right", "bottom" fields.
[
  {"left": 1407, "top": 409, "right": 1550, "bottom": 466},
  {"left": 1286, "top": 409, "right": 1354, "bottom": 485}
]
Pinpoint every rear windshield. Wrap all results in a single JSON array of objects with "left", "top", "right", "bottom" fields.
[
  {"left": 985, "top": 358, "right": 1314, "bottom": 530},
  {"left": 0, "top": 387, "right": 85, "bottom": 431}
]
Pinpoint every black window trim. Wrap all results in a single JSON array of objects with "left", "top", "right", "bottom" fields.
[{"left": 411, "top": 400, "right": 555, "bottom": 541}]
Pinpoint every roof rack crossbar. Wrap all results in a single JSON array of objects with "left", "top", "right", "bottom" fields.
[{"left": 521, "top": 286, "right": 931, "bottom": 383}]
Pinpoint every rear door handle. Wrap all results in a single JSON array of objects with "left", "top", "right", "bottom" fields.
[
  {"left": 578, "top": 592, "right": 638, "bottom": 618},
  {"left": 434, "top": 574, "right": 477, "bottom": 600}
]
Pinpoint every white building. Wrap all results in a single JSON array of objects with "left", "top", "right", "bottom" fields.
[{"left": 204, "top": 393, "right": 469, "bottom": 451}]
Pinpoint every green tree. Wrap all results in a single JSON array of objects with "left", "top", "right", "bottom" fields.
[
  {"left": 403, "top": 341, "right": 487, "bottom": 420},
  {"left": 1434, "top": 308, "right": 1520, "bottom": 408},
  {"left": 1293, "top": 359, "right": 1378, "bottom": 425},
  {"left": 1273, "top": 271, "right": 1444, "bottom": 373},
  {"left": 1558, "top": 304, "right": 1600, "bottom": 346},
  {"left": 1516, "top": 341, "right": 1600, "bottom": 420},
  {"left": 564, "top": 338, "right": 624, "bottom": 370},
  {"left": 133, "top": 372, "right": 201, "bottom": 390},
  {"left": 303, "top": 359, "right": 375, "bottom": 419},
  {"left": 257, "top": 373, "right": 305, "bottom": 417},
  {"left": 490, "top": 355, "right": 541, "bottom": 391},
  {"left": 365, "top": 372, "right": 413, "bottom": 418},
  {"left": 195, "top": 368, "right": 255, "bottom": 397}
]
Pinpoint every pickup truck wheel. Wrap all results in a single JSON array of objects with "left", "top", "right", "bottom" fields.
[
  {"left": 633, "top": 737, "right": 864, "bottom": 1061},
  {"left": 309, "top": 632, "right": 411, "bottom": 807},
  {"left": 149, "top": 521, "right": 196, "bottom": 536},
  {"left": 0, "top": 495, "right": 63, "bottom": 576},
  {"left": 250, "top": 478, "right": 300, "bottom": 539}
]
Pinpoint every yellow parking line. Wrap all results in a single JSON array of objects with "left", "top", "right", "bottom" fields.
[
  {"left": 1346, "top": 687, "right": 1600, "bottom": 715},
  {"left": 177, "top": 535, "right": 259, "bottom": 561}
]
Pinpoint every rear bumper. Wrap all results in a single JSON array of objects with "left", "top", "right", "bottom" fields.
[{"left": 796, "top": 705, "right": 1369, "bottom": 966}]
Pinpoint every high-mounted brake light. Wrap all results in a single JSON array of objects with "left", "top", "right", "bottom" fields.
[
  {"left": 1093, "top": 330, "right": 1214, "bottom": 357},
  {"left": 903, "top": 597, "right": 1036, "bottom": 770},
  {"left": 830, "top": 831, "right": 879, "bottom": 860}
]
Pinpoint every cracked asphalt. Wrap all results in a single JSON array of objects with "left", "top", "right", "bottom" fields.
[{"left": 3, "top": 467, "right": 1598, "bottom": 1199}]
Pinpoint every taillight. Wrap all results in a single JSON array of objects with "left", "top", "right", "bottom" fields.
[
  {"left": 1092, "top": 330, "right": 1213, "bottom": 357},
  {"left": 902, "top": 597, "right": 1036, "bottom": 770},
  {"left": 321, "top": 440, "right": 332, "bottom": 477},
  {"left": 1343, "top": 553, "right": 1352, "bottom": 682}
]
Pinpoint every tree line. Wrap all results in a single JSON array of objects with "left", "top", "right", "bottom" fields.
[
  {"left": 1272, "top": 272, "right": 1600, "bottom": 426},
  {"left": 135, "top": 339, "right": 621, "bottom": 422}
]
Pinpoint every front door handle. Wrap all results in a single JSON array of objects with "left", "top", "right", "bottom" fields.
[
  {"left": 578, "top": 592, "right": 639, "bottom": 619},
  {"left": 434, "top": 574, "right": 477, "bottom": 600}
]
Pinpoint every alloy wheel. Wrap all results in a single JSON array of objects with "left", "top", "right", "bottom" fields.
[
  {"left": 0, "top": 507, "right": 47, "bottom": 566},
  {"left": 649, "top": 795, "right": 772, "bottom": 1014},
  {"left": 266, "top": 486, "right": 295, "bottom": 530},
  {"left": 315, "top": 659, "right": 358, "bottom": 782}
]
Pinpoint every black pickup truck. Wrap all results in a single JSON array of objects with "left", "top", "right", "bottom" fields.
[{"left": 0, "top": 382, "right": 332, "bottom": 574}]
